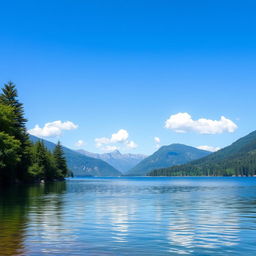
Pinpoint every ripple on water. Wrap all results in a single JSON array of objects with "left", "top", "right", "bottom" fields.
[{"left": 0, "top": 177, "right": 256, "bottom": 255}]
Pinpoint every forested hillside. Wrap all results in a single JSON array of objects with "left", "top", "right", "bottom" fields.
[
  {"left": 149, "top": 131, "right": 256, "bottom": 177},
  {"left": 127, "top": 144, "right": 210, "bottom": 176}
]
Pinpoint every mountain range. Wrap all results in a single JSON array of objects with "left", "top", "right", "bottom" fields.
[
  {"left": 76, "top": 149, "right": 146, "bottom": 174},
  {"left": 30, "top": 129, "right": 256, "bottom": 178},
  {"left": 29, "top": 135, "right": 122, "bottom": 177},
  {"left": 149, "top": 130, "right": 256, "bottom": 177},
  {"left": 126, "top": 144, "right": 211, "bottom": 176}
]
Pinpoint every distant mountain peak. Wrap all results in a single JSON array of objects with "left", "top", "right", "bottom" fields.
[
  {"left": 149, "top": 130, "right": 256, "bottom": 177},
  {"left": 109, "top": 149, "right": 122, "bottom": 155},
  {"left": 126, "top": 143, "right": 211, "bottom": 176},
  {"left": 77, "top": 149, "right": 147, "bottom": 174}
]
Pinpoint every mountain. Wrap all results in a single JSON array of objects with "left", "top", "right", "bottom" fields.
[
  {"left": 149, "top": 130, "right": 256, "bottom": 177},
  {"left": 29, "top": 135, "right": 122, "bottom": 177},
  {"left": 77, "top": 149, "right": 147, "bottom": 174},
  {"left": 126, "top": 144, "right": 211, "bottom": 176}
]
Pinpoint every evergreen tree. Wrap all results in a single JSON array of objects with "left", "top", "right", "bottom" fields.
[
  {"left": 0, "top": 82, "right": 70, "bottom": 184},
  {"left": 0, "top": 103, "right": 21, "bottom": 183},
  {"left": 0, "top": 132, "right": 21, "bottom": 183},
  {"left": 53, "top": 141, "right": 68, "bottom": 178},
  {"left": 0, "top": 104, "right": 16, "bottom": 135},
  {"left": 29, "top": 141, "right": 58, "bottom": 182},
  {"left": 0, "top": 82, "right": 31, "bottom": 181},
  {"left": 0, "top": 82, "right": 27, "bottom": 130}
]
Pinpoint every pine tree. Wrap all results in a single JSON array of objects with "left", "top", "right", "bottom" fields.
[
  {"left": 0, "top": 132, "right": 21, "bottom": 183},
  {"left": 29, "top": 141, "right": 58, "bottom": 182},
  {"left": 0, "top": 102, "right": 21, "bottom": 183},
  {"left": 0, "top": 82, "right": 31, "bottom": 181},
  {"left": 53, "top": 141, "right": 68, "bottom": 178},
  {"left": 0, "top": 82, "right": 70, "bottom": 184}
]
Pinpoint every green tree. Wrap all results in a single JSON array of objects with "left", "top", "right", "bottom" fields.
[
  {"left": 0, "top": 82, "right": 70, "bottom": 184},
  {"left": 0, "top": 82, "right": 31, "bottom": 181},
  {"left": 0, "top": 104, "right": 16, "bottom": 135},
  {"left": 0, "top": 132, "right": 21, "bottom": 183},
  {"left": 0, "top": 82, "right": 27, "bottom": 131},
  {"left": 29, "top": 141, "right": 57, "bottom": 182},
  {"left": 0, "top": 103, "right": 21, "bottom": 183},
  {"left": 53, "top": 141, "right": 68, "bottom": 178}
]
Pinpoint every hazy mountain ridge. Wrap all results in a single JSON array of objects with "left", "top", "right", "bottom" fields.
[
  {"left": 29, "top": 135, "right": 122, "bottom": 177},
  {"left": 77, "top": 149, "right": 147, "bottom": 173},
  {"left": 149, "top": 130, "right": 256, "bottom": 177},
  {"left": 126, "top": 144, "right": 211, "bottom": 176}
]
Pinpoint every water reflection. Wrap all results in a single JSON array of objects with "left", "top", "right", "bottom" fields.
[
  {"left": 0, "top": 182, "right": 66, "bottom": 256},
  {"left": 0, "top": 178, "right": 256, "bottom": 255},
  {"left": 164, "top": 191, "right": 240, "bottom": 254}
]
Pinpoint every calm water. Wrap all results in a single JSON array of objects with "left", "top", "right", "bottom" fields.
[{"left": 1, "top": 177, "right": 256, "bottom": 256}]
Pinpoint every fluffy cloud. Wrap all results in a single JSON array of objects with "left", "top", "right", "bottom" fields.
[
  {"left": 111, "top": 129, "right": 129, "bottom": 143},
  {"left": 165, "top": 113, "right": 237, "bottom": 134},
  {"left": 95, "top": 137, "right": 110, "bottom": 147},
  {"left": 28, "top": 120, "right": 78, "bottom": 138},
  {"left": 126, "top": 141, "right": 138, "bottom": 149},
  {"left": 95, "top": 129, "right": 137, "bottom": 152},
  {"left": 95, "top": 129, "right": 129, "bottom": 147},
  {"left": 75, "top": 140, "right": 85, "bottom": 147},
  {"left": 197, "top": 145, "right": 221, "bottom": 152},
  {"left": 154, "top": 137, "right": 161, "bottom": 149}
]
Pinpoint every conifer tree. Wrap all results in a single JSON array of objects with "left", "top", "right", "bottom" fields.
[
  {"left": 0, "top": 82, "right": 31, "bottom": 181},
  {"left": 29, "top": 141, "right": 58, "bottom": 181},
  {"left": 0, "top": 102, "right": 21, "bottom": 183},
  {"left": 53, "top": 141, "right": 68, "bottom": 178}
]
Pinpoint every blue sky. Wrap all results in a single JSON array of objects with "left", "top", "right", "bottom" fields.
[{"left": 1, "top": 0, "right": 256, "bottom": 154}]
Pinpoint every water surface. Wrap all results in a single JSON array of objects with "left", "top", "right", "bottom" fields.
[{"left": 1, "top": 177, "right": 256, "bottom": 255}]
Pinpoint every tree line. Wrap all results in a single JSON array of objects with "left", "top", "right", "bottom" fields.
[
  {"left": 149, "top": 130, "right": 256, "bottom": 177},
  {"left": 149, "top": 149, "right": 256, "bottom": 177},
  {"left": 0, "top": 82, "right": 69, "bottom": 184}
]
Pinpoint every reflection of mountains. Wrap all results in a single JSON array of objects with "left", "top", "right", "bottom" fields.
[
  {"left": 1, "top": 179, "right": 256, "bottom": 255},
  {"left": 77, "top": 182, "right": 254, "bottom": 254},
  {"left": 153, "top": 185, "right": 243, "bottom": 254},
  {"left": 0, "top": 182, "right": 66, "bottom": 256}
]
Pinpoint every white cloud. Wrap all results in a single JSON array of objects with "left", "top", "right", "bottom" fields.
[
  {"left": 95, "top": 129, "right": 129, "bottom": 147},
  {"left": 197, "top": 145, "right": 221, "bottom": 152},
  {"left": 126, "top": 141, "right": 138, "bottom": 149},
  {"left": 95, "top": 137, "right": 111, "bottom": 147},
  {"left": 28, "top": 120, "right": 78, "bottom": 138},
  {"left": 75, "top": 140, "right": 85, "bottom": 147},
  {"left": 154, "top": 137, "right": 161, "bottom": 149},
  {"left": 154, "top": 137, "right": 160, "bottom": 143},
  {"left": 165, "top": 112, "right": 237, "bottom": 134},
  {"left": 95, "top": 129, "right": 138, "bottom": 152},
  {"left": 111, "top": 129, "right": 129, "bottom": 143}
]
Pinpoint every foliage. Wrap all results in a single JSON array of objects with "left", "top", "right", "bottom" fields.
[
  {"left": 0, "top": 132, "right": 21, "bottom": 183},
  {"left": 0, "top": 82, "right": 31, "bottom": 180},
  {"left": 28, "top": 140, "right": 67, "bottom": 182},
  {"left": 0, "top": 82, "right": 69, "bottom": 184},
  {"left": 30, "top": 135, "right": 122, "bottom": 177},
  {"left": 149, "top": 131, "right": 256, "bottom": 177},
  {"left": 53, "top": 141, "right": 68, "bottom": 178}
]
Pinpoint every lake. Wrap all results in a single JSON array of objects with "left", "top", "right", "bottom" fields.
[{"left": 0, "top": 177, "right": 256, "bottom": 255}]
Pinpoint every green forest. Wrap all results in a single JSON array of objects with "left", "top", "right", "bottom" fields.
[
  {"left": 149, "top": 130, "right": 256, "bottom": 177},
  {"left": 0, "top": 82, "right": 69, "bottom": 185}
]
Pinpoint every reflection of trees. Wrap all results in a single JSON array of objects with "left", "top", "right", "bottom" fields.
[{"left": 0, "top": 182, "right": 66, "bottom": 256}]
